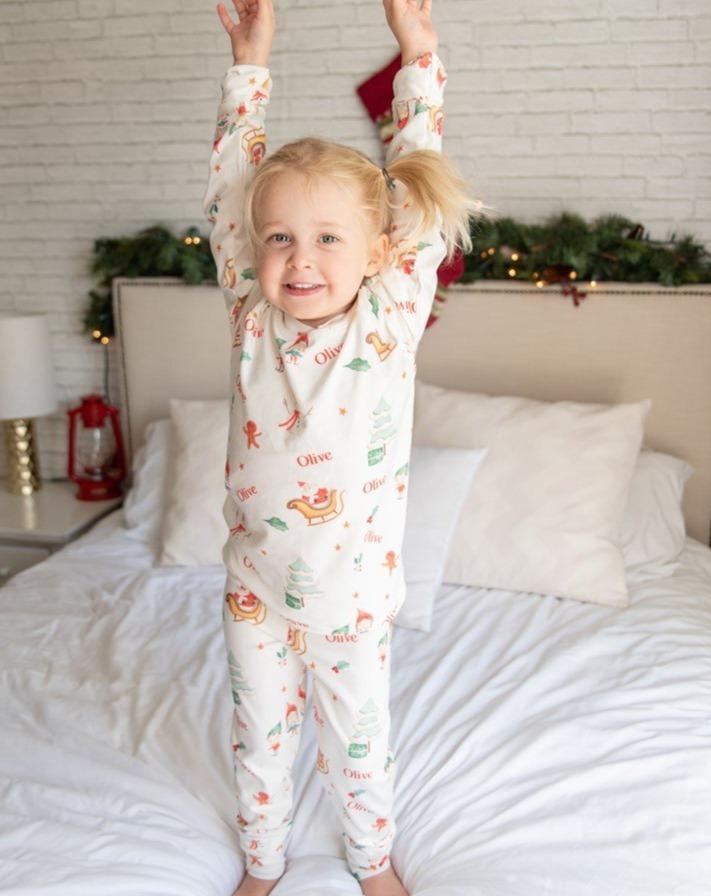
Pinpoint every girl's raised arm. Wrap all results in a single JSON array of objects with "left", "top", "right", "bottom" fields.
[
  {"left": 202, "top": 0, "right": 275, "bottom": 329},
  {"left": 376, "top": 1, "right": 448, "bottom": 345}
]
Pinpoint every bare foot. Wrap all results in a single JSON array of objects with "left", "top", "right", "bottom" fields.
[
  {"left": 232, "top": 870, "right": 284, "bottom": 896},
  {"left": 358, "top": 864, "right": 409, "bottom": 896}
]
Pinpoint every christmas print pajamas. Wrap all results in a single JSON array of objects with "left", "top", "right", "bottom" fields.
[{"left": 203, "top": 50, "right": 448, "bottom": 881}]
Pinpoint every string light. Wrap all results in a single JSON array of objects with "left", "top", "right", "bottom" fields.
[
  {"left": 471, "top": 242, "right": 593, "bottom": 290},
  {"left": 184, "top": 236, "right": 202, "bottom": 246}
]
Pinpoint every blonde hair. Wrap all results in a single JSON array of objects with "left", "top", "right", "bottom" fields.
[{"left": 243, "top": 136, "right": 494, "bottom": 267}]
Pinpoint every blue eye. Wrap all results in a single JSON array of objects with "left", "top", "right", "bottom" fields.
[{"left": 321, "top": 234, "right": 338, "bottom": 244}]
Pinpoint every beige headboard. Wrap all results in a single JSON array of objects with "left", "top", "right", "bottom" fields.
[{"left": 112, "top": 277, "right": 711, "bottom": 546}]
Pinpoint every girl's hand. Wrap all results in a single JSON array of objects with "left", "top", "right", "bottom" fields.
[
  {"left": 216, "top": 0, "right": 275, "bottom": 67},
  {"left": 383, "top": 0, "right": 439, "bottom": 62}
]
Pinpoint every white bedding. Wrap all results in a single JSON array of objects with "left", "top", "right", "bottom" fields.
[{"left": 1, "top": 510, "right": 710, "bottom": 896}]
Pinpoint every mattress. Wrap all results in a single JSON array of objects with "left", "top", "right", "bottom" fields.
[{"left": 1, "top": 509, "right": 710, "bottom": 896}]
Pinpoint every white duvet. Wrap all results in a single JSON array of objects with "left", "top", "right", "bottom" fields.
[{"left": 1, "top": 510, "right": 710, "bottom": 896}]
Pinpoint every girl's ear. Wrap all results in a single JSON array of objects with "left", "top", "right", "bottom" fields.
[{"left": 365, "top": 231, "right": 391, "bottom": 276}]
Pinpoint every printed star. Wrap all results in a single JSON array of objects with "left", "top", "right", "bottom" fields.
[
  {"left": 214, "top": 164, "right": 221, "bottom": 173},
  {"left": 260, "top": 549, "right": 268, "bottom": 555},
  {"left": 257, "top": 642, "right": 264, "bottom": 650},
  {"left": 352, "top": 592, "right": 359, "bottom": 598},
  {"left": 339, "top": 407, "right": 347, "bottom": 415},
  {"left": 402, "top": 371, "right": 406, "bottom": 378},
  {"left": 229, "top": 221, "right": 236, "bottom": 231},
  {"left": 332, "top": 694, "right": 338, "bottom": 701},
  {"left": 239, "top": 463, "right": 245, "bottom": 470},
  {"left": 385, "top": 306, "right": 393, "bottom": 314},
  {"left": 309, "top": 661, "right": 316, "bottom": 670},
  {"left": 343, "top": 521, "right": 350, "bottom": 528},
  {"left": 281, "top": 685, "right": 287, "bottom": 693},
  {"left": 334, "top": 544, "right": 342, "bottom": 551}
]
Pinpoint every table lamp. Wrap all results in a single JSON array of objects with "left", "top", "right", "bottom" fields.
[{"left": 0, "top": 312, "right": 59, "bottom": 495}]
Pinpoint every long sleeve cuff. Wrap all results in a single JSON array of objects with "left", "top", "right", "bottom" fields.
[{"left": 219, "top": 64, "right": 272, "bottom": 112}]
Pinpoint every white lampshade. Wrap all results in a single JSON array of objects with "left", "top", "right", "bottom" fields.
[{"left": 0, "top": 312, "right": 58, "bottom": 420}]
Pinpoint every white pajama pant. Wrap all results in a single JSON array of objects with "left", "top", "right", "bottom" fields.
[{"left": 222, "top": 574, "right": 400, "bottom": 882}]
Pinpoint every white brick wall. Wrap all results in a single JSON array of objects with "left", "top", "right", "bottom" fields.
[{"left": 1, "top": 0, "right": 709, "bottom": 480}]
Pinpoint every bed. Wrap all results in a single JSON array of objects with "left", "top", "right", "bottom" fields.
[{"left": 1, "top": 277, "right": 710, "bottom": 896}]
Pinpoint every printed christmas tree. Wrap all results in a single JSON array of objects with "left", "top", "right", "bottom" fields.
[
  {"left": 367, "top": 396, "right": 397, "bottom": 466},
  {"left": 348, "top": 698, "right": 381, "bottom": 758},
  {"left": 284, "top": 557, "right": 324, "bottom": 610},
  {"left": 228, "top": 649, "right": 253, "bottom": 706}
]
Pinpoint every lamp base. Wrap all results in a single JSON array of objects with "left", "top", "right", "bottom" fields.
[{"left": 3, "top": 418, "right": 42, "bottom": 495}]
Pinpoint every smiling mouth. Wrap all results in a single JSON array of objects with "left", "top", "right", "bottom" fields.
[{"left": 283, "top": 283, "right": 325, "bottom": 295}]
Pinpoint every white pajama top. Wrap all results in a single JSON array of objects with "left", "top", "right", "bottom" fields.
[{"left": 202, "top": 51, "right": 448, "bottom": 635}]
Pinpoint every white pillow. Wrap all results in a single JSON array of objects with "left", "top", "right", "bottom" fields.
[
  {"left": 144, "top": 399, "right": 487, "bottom": 631},
  {"left": 158, "top": 399, "right": 229, "bottom": 567},
  {"left": 122, "top": 417, "right": 170, "bottom": 538},
  {"left": 414, "top": 379, "right": 652, "bottom": 608},
  {"left": 399, "top": 444, "right": 488, "bottom": 630},
  {"left": 620, "top": 449, "right": 694, "bottom": 582}
]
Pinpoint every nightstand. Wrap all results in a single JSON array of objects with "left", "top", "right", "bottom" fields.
[{"left": 0, "top": 479, "right": 124, "bottom": 586}]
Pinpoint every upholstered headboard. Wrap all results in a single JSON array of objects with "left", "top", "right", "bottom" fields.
[{"left": 112, "top": 277, "right": 711, "bottom": 545}]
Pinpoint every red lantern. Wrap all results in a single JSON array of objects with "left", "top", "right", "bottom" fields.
[{"left": 67, "top": 394, "right": 126, "bottom": 501}]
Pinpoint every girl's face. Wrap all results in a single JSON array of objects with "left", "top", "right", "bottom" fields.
[{"left": 255, "top": 170, "right": 389, "bottom": 327}]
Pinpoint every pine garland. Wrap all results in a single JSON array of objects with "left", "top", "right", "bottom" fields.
[
  {"left": 84, "top": 214, "right": 711, "bottom": 343},
  {"left": 463, "top": 211, "right": 711, "bottom": 288}
]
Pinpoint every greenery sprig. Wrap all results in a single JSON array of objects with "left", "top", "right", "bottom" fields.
[{"left": 83, "top": 224, "right": 215, "bottom": 341}]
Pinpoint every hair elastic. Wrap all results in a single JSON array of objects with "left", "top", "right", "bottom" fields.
[{"left": 381, "top": 166, "right": 397, "bottom": 191}]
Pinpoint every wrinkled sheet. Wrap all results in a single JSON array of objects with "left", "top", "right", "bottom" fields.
[{"left": 1, "top": 509, "right": 710, "bottom": 896}]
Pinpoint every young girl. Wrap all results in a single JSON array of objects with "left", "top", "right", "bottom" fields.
[{"left": 203, "top": 2, "right": 485, "bottom": 894}]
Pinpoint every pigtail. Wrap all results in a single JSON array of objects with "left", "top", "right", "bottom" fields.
[{"left": 386, "top": 149, "right": 495, "bottom": 266}]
